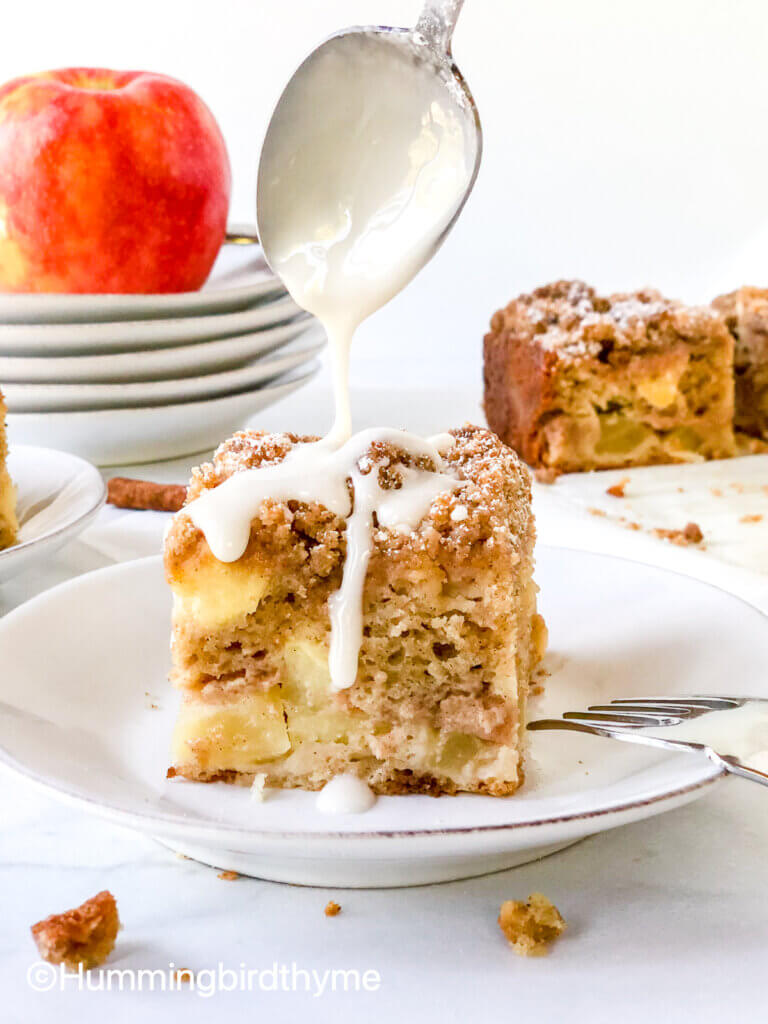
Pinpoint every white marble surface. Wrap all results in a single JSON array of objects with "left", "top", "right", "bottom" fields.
[{"left": 2, "top": 380, "right": 768, "bottom": 1022}]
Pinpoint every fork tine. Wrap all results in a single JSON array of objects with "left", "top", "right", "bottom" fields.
[
  {"left": 610, "top": 697, "right": 742, "bottom": 711},
  {"left": 588, "top": 702, "right": 700, "bottom": 718},
  {"left": 562, "top": 710, "right": 683, "bottom": 728}
]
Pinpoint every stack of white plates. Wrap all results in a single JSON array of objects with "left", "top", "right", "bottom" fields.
[{"left": 0, "top": 238, "right": 323, "bottom": 465}]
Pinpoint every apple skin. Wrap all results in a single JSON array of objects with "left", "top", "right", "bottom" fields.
[{"left": 0, "top": 68, "right": 231, "bottom": 293}]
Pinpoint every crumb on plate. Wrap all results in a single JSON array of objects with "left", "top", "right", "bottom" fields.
[
  {"left": 740, "top": 513, "right": 763, "bottom": 524},
  {"left": 652, "top": 521, "right": 704, "bottom": 546},
  {"left": 324, "top": 901, "right": 342, "bottom": 917},
  {"left": 31, "top": 890, "right": 120, "bottom": 971},
  {"left": 534, "top": 466, "right": 561, "bottom": 484},
  {"left": 498, "top": 893, "right": 566, "bottom": 957},
  {"left": 217, "top": 871, "right": 239, "bottom": 881},
  {"left": 606, "top": 477, "right": 629, "bottom": 498}
]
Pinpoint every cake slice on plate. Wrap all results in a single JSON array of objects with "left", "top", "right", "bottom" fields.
[
  {"left": 484, "top": 280, "right": 735, "bottom": 473},
  {"left": 0, "top": 388, "right": 18, "bottom": 550},
  {"left": 164, "top": 425, "right": 544, "bottom": 796}
]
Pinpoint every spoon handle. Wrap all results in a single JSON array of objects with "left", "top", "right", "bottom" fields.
[{"left": 415, "top": 0, "right": 466, "bottom": 55}]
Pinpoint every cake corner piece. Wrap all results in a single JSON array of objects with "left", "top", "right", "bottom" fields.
[
  {"left": 0, "top": 387, "right": 18, "bottom": 551},
  {"left": 713, "top": 286, "right": 768, "bottom": 442},
  {"left": 484, "top": 280, "right": 736, "bottom": 472},
  {"left": 164, "top": 424, "right": 544, "bottom": 798}
]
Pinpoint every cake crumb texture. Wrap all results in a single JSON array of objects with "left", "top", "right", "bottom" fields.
[
  {"left": 31, "top": 890, "right": 120, "bottom": 971},
  {"left": 498, "top": 893, "right": 567, "bottom": 957}
]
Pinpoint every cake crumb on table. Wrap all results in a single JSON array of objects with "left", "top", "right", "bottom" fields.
[
  {"left": 217, "top": 871, "right": 239, "bottom": 881},
  {"left": 740, "top": 514, "right": 763, "bottom": 524},
  {"left": 606, "top": 477, "right": 629, "bottom": 498},
  {"left": 498, "top": 893, "right": 566, "bottom": 957},
  {"left": 652, "top": 522, "right": 704, "bottom": 546},
  {"left": 324, "top": 901, "right": 342, "bottom": 917},
  {"left": 31, "top": 890, "right": 120, "bottom": 971}
]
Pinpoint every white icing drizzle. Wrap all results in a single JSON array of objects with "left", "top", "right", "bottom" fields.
[
  {"left": 183, "top": 30, "right": 476, "bottom": 698},
  {"left": 185, "top": 428, "right": 460, "bottom": 691},
  {"left": 315, "top": 773, "right": 376, "bottom": 814}
]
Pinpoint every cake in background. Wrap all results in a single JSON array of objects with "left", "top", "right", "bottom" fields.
[
  {"left": 483, "top": 281, "right": 735, "bottom": 473},
  {"left": 165, "top": 425, "right": 545, "bottom": 797},
  {"left": 0, "top": 388, "right": 17, "bottom": 550},
  {"left": 713, "top": 287, "right": 768, "bottom": 442}
]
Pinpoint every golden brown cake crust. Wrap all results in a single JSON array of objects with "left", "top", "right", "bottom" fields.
[{"left": 484, "top": 280, "right": 735, "bottom": 470}]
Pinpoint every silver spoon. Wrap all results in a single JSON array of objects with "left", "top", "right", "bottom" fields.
[{"left": 255, "top": 0, "right": 481, "bottom": 279}]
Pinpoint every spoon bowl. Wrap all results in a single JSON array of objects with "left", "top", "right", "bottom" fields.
[{"left": 256, "top": 1, "right": 481, "bottom": 318}]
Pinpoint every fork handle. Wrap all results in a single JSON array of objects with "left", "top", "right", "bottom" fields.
[{"left": 716, "top": 754, "right": 768, "bottom": 788}]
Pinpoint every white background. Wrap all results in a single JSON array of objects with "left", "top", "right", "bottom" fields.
[{"left": 8, "top": 0, "right": 768, "bottom": 394}]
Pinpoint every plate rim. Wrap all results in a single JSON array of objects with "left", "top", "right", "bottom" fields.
[
  {"left": 0, "top": 237, "right": 283, "bottom": 324},
  {"left": 4, "top": 361, "right": 321, "bottom": 421},
  {"left": 1, "top": 444, "right": 106, "bottom": 560},
  {"left": 2, "top": 336, "right": 326, "bottom": 412},
  {"left": 0, "top": 546, "right": 748, "bottom": 843}
]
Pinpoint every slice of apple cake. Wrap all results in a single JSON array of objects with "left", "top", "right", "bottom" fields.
[
  {"left": 164, "top": 425, "right": 544, "bottom": 796},
  {"left": 484, "top": 280, "right": 735, "bottom": 472},
  {"left": 0, "top": 388, "right": 17, "bottom": 550}
]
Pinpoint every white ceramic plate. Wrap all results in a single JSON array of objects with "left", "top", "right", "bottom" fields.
[
  {"left": 0, "top": 547, "right": 764, "bottom": 886},
  {"left": 0, "top": 446, "right": 105, "bottom": 583},
  {"left": 0, "top": 239, "right": 284, "bottom": 325},
  {"left": 0, "top": 295, "right": 305, "bottom": 357},
  {"left": 5, "top": 363, "right": 320, "bottom": 465},
  {"left": 0, "top": 319, "right": 321, "bottom": 384},
  {"left": 2, "top": 335, "right": 326, "bottom": 412}
]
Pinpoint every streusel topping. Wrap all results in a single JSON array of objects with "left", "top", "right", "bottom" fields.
[{"left": 489, "top": 279, "right": 726, "bottom": 361}]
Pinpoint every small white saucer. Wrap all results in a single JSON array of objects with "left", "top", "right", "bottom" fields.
[
  {"left": 0, "top": 548, "right": 764, "bottom": 886},
  {"left": 0, "top": 446, "right": 105, "bottom": 583}
]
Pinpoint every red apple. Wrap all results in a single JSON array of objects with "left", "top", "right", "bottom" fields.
[{"left": 0, "top": 68, "right": 231, "bottom": 293}]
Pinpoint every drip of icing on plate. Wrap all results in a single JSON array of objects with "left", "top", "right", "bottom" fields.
[
  {"left": 183, "top": 30, "right": 477, "bottom": 812},
  {"left": 315, "top": 773, "right": 378, "bottom": 815}
]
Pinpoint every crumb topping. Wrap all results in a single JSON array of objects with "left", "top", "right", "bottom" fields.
[
  {"left": 31, "top": 891, "right": 120, "bottom": 971},
  {"left": 498, "top": 893, "right": 566, "bottom": 956},
  {"left": 652, "top": 521, "right": 704, "bottom": 546},
  {"left": 167, "top": 425, "right": 532, "bottom": 576},
  {"left": 488, "top": 279, "right": 727, "bottom": 361}
]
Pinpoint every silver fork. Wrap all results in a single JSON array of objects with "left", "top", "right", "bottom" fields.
[{"left": 527, "top": 696, "right": 768, "bottom": 787}]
